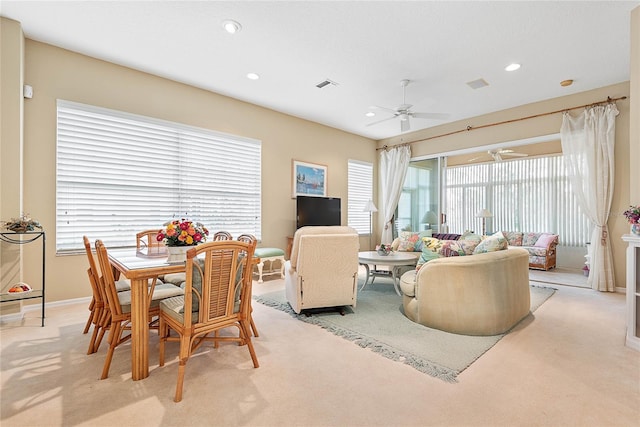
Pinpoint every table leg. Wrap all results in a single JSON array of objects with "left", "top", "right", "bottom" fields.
[
  {"left": 360, "top": 263, "right": 371, "bottom": 291},
  {"left": 130, "top": 277, "right": 149, "bottom": 380},
  {"left": 391, "top": 266, "right": 402, "bottom": 296}
]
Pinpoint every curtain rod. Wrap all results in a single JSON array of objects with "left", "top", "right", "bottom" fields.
[{"left": 377, "top": 95, "right": 627, "bottom": 151}]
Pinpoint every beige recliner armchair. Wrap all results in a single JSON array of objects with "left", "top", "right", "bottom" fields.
[{"left": 284, "top": 226, "right": 360, "bottom": 314}]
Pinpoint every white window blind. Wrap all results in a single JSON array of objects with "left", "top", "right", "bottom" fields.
[
  {"left": 445, "top": 155, "right": 590, "bottom": 246},
  {"left": 56, "top": 100, "right": 261, "bottom": 253},
  {"left": 347, "top": 159, "right": 373, "bottom": 234}
]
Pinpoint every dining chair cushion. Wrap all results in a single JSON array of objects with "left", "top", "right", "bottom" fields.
[
  {"left": 162, "top": 273, "right": 186, "bottom": 287},
  {"left": 159, "top": 295, "right": 193, "bottom": 325},
  {"left": 115, "top": 280, "right": 131, "bottom": 292},
  {"left": 113, "top": 278, "right": 165, "bottom": 292},
  {"left": 116, "top": 284, "right": 184, "bottom": 314}
]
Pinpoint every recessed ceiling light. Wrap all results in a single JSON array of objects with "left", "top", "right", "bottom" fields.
[
  {"left": 365, "top": 112, "right": 375, "bottom": 117},
  {"left": 222, "top": 20, "right": 242, "bottom": 34},
  {"left": 505, "top": 63, "right": 521, "bottom": 72},
  {"left": 246, "top": 73, "right": 260, "bottom": 80},
  {"left": 560, "top": 79, "right": 574, "bottom": 87}
]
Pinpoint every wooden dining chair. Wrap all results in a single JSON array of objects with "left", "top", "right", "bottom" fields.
[
  {"left": 237, "top": 234, "right": 260, "bottom": 337},
  {"left": 94, "top": 239, "right": 184, "bottom": 379},
  {"left": 158, "top": 238, "right": 259, "bottom": 402},
  {"left": 82, "top": 235, "right": 132, "bottom": 354},
  {"left": 163, "top": 231, "right": 233, "bottom": 287},
  {"left": 136, "top": 229, "right": 165, "bottom": 254},
  {"left": 213, "top": 230, "right": 233, "bottom": 241}
]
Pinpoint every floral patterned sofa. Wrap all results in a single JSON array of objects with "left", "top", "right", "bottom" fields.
[
  {"left": 391, "top": 230, "right": 558, "bottom": 271},
  {"left": 502, "top": 231, "right": 559, "bottom": 271}
]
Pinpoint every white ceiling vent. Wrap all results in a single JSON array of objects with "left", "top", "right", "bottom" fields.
[
  {"left": 316, "top": 79, "right": 339, "bottom": 89},
  {"left": 466, "top": 78, "right": 489, "bottom": 90}
]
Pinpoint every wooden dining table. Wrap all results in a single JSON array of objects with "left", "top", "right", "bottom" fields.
[
  {"left": 108, "top": 245, "right": 261, "bottom": 381},
  {"left": 107, "top": 247, "right": 185, "bottom": 381}
]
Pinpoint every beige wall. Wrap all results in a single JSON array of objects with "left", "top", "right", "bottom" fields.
[
  {"left": 0, "top": 18, "right": 25, "bottom": 313},
  {"left": 8, "top": 36, "right": 376, "bottom": 303},
  {"left": 2, "top": 10, "right": 638, "bottom": 304},
  {"left": 378, "top": 82, "right": 632, "bottom": 289}
]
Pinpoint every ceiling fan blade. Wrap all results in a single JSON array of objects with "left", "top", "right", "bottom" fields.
[
  {"left": 372, "top": 105, "right": 399, "bottom": 114},
  {"left": 411, "top": 112, "right": 451, "bottom": 120},
  {"left": 400, "top": 117, "right": 410, "bottom": 132},
  {"left": 366, "top": 115, "right": 397, "bottom": 127},
  {"left": 467, "top": 155, "right": 487, "bottom": 162},
  {"left": 503, "top": 152, "right": 528, "bottom": 157}
]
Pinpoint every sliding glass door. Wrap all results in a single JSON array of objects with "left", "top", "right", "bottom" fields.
[{"left": 394, "top": 157, "right": 443, "bottom": 237}]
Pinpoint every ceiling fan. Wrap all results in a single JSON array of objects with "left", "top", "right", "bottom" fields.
[
  {"left": 468, "top": 149, "right": 529, "bottom": 162},
  {"left": 366, "top": 79, "right": 450, "bottom": 133}
]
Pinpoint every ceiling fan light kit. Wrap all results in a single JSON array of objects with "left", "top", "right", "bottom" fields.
[{"left": 366, "top": 79, "right": 450, "bottom": 132}]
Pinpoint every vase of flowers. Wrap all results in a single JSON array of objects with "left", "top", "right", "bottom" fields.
[
  {"left": 156, "top": 218, "right": 209, "bottom": 263},
  {"left": 376, "top": 244, "right": 392, "bottom": 256},
  {"left": 623, "top": 205, "right": 640, "bottom": 236}
]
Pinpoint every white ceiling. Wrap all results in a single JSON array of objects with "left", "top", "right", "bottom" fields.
[{"left": 1, "top": 1, "right": 638, "bottom": 140}]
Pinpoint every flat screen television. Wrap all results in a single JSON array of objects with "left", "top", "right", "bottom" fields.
[{"left": 296, "top": 196, "right": 341, "bottom": 229}]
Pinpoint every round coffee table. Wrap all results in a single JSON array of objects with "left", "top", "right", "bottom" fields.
[{"left": 358, "top": 251, "right": 420, "bottom": 296}]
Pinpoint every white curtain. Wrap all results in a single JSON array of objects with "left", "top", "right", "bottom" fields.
[
  {"left": 379, "top": 145, "right": 411, "bottom": 244},
  {"left": 561, "top": 104, "right": 618, "bottom": 292}
]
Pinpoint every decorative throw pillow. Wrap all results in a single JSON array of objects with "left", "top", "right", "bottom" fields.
[
  {"left": 534, "top": 233, "right": 557, "bottom": 248},
  {"left": 473, "top": 231, "right": 508, "bottom": 254},
  {"left": 460, "top": 230, "right": 483, "bottom": 243},
  {"left": 522, "top": 232, "right": 540, "bottom": 246},
  {"left": 502, "top": 231, "right": 523, "bottom": 246},
  {"left": 395, "top": 231, "right": 421, "bottom": 251},
  {"left": 421, "top": 236, "right": 443, "bottom": 253},
  {"left": 416, "top": 246, "right": 442, "bottom": 270},
  {"left": 415, "top": 229, "right": 433, "bottom": 250},
  {"left": 456, "top": 239, "right": 481, "bottom": 255}
]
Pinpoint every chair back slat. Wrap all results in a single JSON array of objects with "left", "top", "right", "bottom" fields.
[
  {"left": 83, "top": 236, "right": 104, "bottom": 306},
  {"left": 95, "top": 240, "right": 124, "bottom": 317},
  {"left": 184, "top": 240, "right": 256, "bottom": 326}
]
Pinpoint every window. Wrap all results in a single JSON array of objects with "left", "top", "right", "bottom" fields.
[
  {"left": 445, "top": 155, "right": 589, "bottom": 246},
  {"left": 347, "top": 160, "right": 373, "bottom": 234},
  {"left": 56, "top": 100, "right": 261, "bottom": 253}
]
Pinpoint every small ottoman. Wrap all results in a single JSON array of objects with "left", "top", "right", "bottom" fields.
[{"left": 254, "top": 248, "right": 285, "bottom": 283}]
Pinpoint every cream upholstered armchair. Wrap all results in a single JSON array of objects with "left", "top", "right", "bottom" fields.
[{"left": 284, "top": 226, "right": 360, "bottom": 314}]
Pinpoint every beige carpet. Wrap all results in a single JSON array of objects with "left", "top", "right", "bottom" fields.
[
  {"left": 1, "top": 278, "right": 638, "bottom": 426},
  {"left": 528, "top": 267, "right": 588, "bottom": 287}
]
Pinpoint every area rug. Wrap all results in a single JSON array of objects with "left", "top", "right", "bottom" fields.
[{"left": 254, "top": 283, "right": 555, "bottom": 383}]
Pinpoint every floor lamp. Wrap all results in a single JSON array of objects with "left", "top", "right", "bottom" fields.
[
  {"left": 476, "top": 208, "right": 493, "bottom": 235},
  {"left": 364, "top": 200, "right": 378, "bottom": 250}
]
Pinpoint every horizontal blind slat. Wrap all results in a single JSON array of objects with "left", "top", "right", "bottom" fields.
[{"left": 56, "top": 100, "right": 262, "bottom": 252}]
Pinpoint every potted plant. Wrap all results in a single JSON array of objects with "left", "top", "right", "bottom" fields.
[
  {"left": 156, "top": 218, "right": 209, "bottom": 263},
  {"left": 1, "top": 213, "right": 42, "bottom": 233}
]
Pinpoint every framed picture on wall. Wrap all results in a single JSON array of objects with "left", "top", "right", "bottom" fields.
[{"left": 292, "top": 160, "right": 327, "bottom": 198}]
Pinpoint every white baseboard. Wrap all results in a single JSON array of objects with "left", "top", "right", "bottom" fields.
[{"left": 0, "top": 296, "right": 91, "bottom": 324}]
